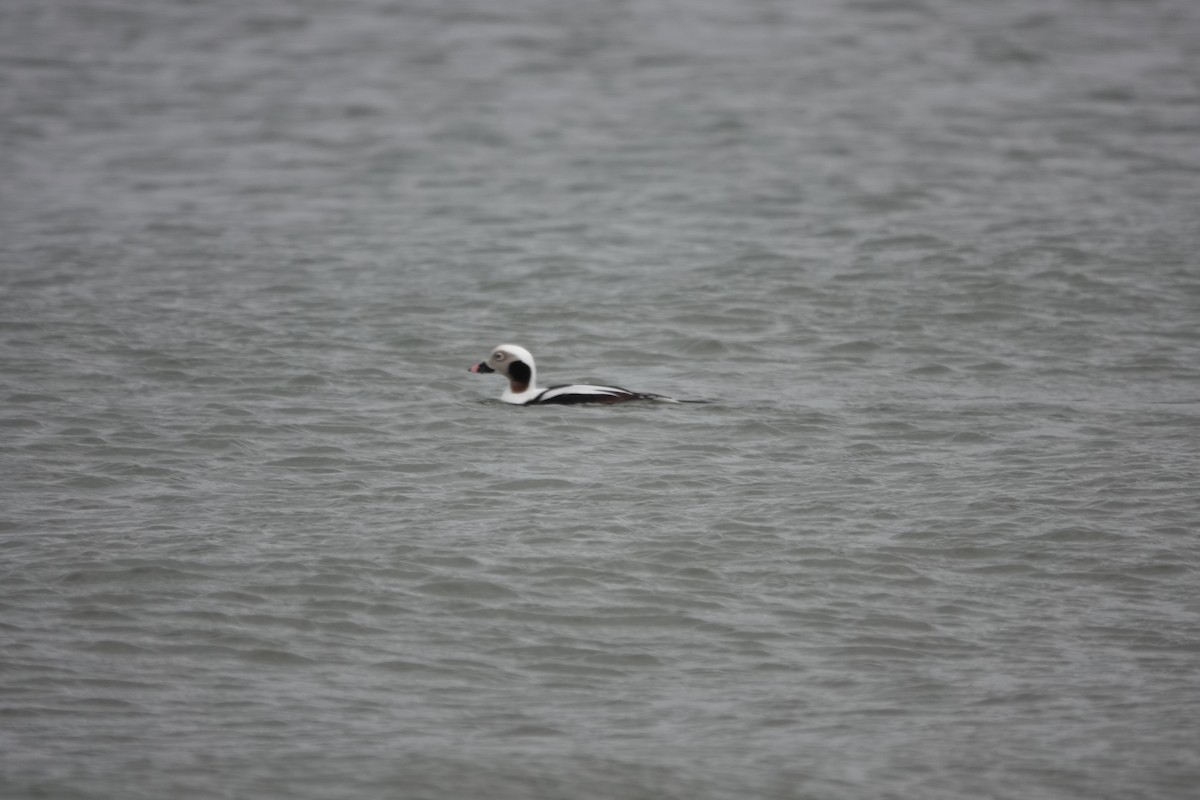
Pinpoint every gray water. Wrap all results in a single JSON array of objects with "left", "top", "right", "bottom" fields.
[{"left": 3, "top": 0, "right": 1200, "bottom": 797}]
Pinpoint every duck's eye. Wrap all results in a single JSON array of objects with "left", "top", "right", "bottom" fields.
[{"left": 493, "top": 353, "right": 505, "bottom": 362}]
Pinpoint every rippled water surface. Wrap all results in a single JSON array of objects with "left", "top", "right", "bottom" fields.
[{"left": 3, "top": 0, "right": 1200, "bottom": 798}]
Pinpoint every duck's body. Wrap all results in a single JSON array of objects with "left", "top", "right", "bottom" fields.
[{"left": 468, "top": 344, "right": 680, "bottom": 406}]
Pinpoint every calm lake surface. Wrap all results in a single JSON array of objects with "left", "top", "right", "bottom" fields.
[{"left": 2, "top": 0, "right": 1199, "bottom": 798}]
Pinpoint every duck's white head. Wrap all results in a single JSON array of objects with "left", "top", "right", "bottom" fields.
[{"left": 468, "top": 343, "right": 540, "bottom": 403}]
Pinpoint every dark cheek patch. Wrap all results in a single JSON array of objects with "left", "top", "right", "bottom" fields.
[{"left": 508, "top": 360, "right": 532, "bottom": 386}]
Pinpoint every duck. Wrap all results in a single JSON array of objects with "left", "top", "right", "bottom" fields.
[{"left": 468, "top": 344, "right": 682, "bottom": 405}]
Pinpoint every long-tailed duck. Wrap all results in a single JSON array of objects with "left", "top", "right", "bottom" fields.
[{"left": 468, "top": 344, "right": 682, "bottom": 405}]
